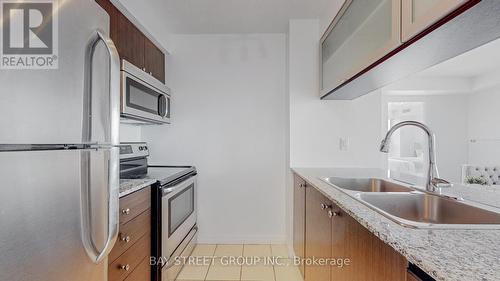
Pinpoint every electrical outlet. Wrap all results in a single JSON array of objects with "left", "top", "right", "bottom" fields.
[{"left": 339, "top": 137, "right": 350, "bottom": 151}]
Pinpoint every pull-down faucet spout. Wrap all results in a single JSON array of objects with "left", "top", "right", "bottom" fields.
[{"left": 380, "top": 121, "right": 452, "bottom": 193}]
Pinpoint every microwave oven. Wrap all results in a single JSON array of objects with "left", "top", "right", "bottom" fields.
[{"left": 120, "top": 60, "right": 170, "bottom": 124}]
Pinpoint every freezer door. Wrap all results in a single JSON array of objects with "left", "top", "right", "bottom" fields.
[
  {"left": 0, "top": 0, "right": 116, "bottom": 145},
  {"left": 0, "top": 148, "right": 119, "bottom": 281}
]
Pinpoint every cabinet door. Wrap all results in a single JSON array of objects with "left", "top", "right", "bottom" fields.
[
  {"left": 407, "top": 271, "right": 422, "bottom": 281},
  {"left": 96, "top": 0, "right": 145, "bottom": 69},
  {"left": 402, "top": 0, "right": 466, "bottom": 42},
  {"left": 320, "top": 0, "right": 401, "bottom": 97},
  {"left": 305, "top": 187, "right": 331, "bottom": 281},
  {"left": 342, "top": 212, "right": 407, "bottom": 281},
  {"left": 145, "top": 38, "right": 166, "bottom": 83},
  {"left": 123, "top": 257, "right": 151, "bottom": 281},
  {"left": 330, "top": 204, "right": 351, "bottom": 280},
  {"left": 293, "top": 174, "right": 306, "bottom": 276},
  {"left": 117, "top": 14, "right": 145, "bottom": 69}
]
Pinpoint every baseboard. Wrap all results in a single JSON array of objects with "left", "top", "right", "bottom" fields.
[
  {"left": 288, "top": 243, "right": 296, "bottom": 258},
  {"left": 197, "top": 234, "right": 287, "bottom": 245}
]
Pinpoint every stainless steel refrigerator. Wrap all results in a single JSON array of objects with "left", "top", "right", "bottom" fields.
[{"left": 0, "top": 1, "right": 120, "bottom": 280}]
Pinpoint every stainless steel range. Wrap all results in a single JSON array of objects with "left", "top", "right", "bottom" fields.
[{"left": 119, "top": 142, "right": 197, "bottom": 281}]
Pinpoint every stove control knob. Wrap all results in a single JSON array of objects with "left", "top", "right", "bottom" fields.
[{"left": 138, "top": 147, "right": 143, "bottom": 151}]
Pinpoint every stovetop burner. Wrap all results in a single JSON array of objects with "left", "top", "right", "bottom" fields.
[{"left": 119, "top": 142, "right": 196, "bottom": 185}]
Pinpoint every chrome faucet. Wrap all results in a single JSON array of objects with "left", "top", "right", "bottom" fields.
[{"left": 380, "top": 121, "right": 452, "bottom": 193}]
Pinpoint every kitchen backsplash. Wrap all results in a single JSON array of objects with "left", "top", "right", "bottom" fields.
[{"left": 120, "top": 123, "right": 142, "bottom": 142}]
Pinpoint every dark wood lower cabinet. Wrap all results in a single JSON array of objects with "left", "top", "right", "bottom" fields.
[
  {"left": 330, "top": 203, "right": 351, "bottom": 280},
  {"left": 293, "top": 174, "right": 306, "bottom": 276},
  {"left": 110, "top": 210, "right": 151, "bottom": 262},
  {"left": 407, "top": 271, "right": 422, "bottom": 281},
  {"left": 119, "top": 187, "right": 151, "bottom": 225},
  {"left": 336, "top": 208, "right": 407, "bottom": 281},
  {"left": 293, "top": 174, "right": 408, "bottom": 281},
  {"left": 124, "top": 257, "right": 152, "bottom": 281},
  {"left": 109, "top": 186, "right": 152, "bottom": 281},
  {"left": 305, "top": 186, "right": 332, "bottom": 281}
]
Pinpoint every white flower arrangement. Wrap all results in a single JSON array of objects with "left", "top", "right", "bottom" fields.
[{"left": 465, "top": 176, "right": 489, "bottom": 186}]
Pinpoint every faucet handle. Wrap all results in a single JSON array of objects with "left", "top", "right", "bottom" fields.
[{"left": 431, "top": 178, "right": 453, "bottom": 188}]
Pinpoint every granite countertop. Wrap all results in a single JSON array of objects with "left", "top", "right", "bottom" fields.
[
  {"left": 292, "top": 167, "right": 500, "bottom": 281},
  {"left": 119, "top": 178, "right": 157, "bottom": 198}
]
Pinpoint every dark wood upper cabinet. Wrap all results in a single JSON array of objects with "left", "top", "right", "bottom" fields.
[
  {"left": 95, "top": 0, "right": 165, "bottom": 83},
  {"left": 145, "top": 38, "right": 165, "bottom": 83},
  {"left": 117, "top": 14, "right": 145, "bottom": 70}
]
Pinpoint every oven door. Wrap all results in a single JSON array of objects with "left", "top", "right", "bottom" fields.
[
  {"left": 121, "top": 69, "right": 170, "bottom": 124},
  {"left": 162, "top": 175, "right": 197, "bottom": 259}
]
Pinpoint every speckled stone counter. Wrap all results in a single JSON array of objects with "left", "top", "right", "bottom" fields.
[
  {"left": 292, "top": 167, "right": 500, "bottom": 281},
  {"left": 119, "top": 178, "right": 157, "bottom": 198}
]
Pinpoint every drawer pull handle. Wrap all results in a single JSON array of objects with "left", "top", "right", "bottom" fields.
[
  {"left": 328, "top": 210, "right": 340, "bottom": 218},
  {"left": 121, "top": 208, "right": 130, "bottom": 215},
  {"left": 321, "top": 203, "right": 332, "bottom": 210},
  {"left": 121, "top": 234, "right": 131, "bottom": 243},
  {"left": 120, "top": 264, "right": 130, "bottom": 271}
]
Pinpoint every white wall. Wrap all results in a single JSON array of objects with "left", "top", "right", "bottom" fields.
[
  {"left": 288, "top": 20, "right": 383, "bottom": 169},
  {"left": 120, "top": 123, "right": 142, "bottom": 142},
  {"left": 116, "top": 0, "right": 172, "bottom": 52},
  {"left": 467, "top": 74, "right": 500, "bottom": 165},
  {"left": 142, "top": 34, "right": 288, "bottom": 244},
  {"left": 319, "top": 0, "right": 345, "bottom": 36}
]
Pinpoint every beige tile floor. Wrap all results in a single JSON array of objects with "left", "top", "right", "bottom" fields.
[{"left": 176, "top": 244, "right": 304, "bottom": 281}]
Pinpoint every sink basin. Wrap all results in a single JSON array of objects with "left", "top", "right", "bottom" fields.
[
  {"left": 359, "top": 193, "right": 500, "bottom": 227},
  {"left": 324, "top": 177, "right": 414, "bottom": 192}
]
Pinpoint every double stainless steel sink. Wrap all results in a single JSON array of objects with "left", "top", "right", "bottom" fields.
[{"left": 323, "top": 177, "right": 500, "bottom": 229}]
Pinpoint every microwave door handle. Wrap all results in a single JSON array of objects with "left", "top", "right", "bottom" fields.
[
  {"left": 81, "top": 29, "right": 120, "bottom": 264},
  {"left": 164, "top": 95, "right": 170, "bottom": 118}
]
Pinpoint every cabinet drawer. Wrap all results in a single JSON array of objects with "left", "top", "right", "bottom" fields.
[
  {"left": 407, "top": 271, "right": 421, "bottom": 281},
  {"left": 110, "top": 209, "right": 151, "bottom": 262},
  {"left": 123, "top": 256, "right": 151, "bottom": 281},
  {"left": 119, "top": 187, "right": 151, "bottom": 225},
  {"left": 109, "top": 233, "right": 151, "bottom": 281}
]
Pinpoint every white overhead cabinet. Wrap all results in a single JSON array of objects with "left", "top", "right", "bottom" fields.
[
  {"left": 402, "top": 0, "right": 466, "bottom": 42},
  {"left": 320, "top": 0, "right": 401, "bottom": 97}
]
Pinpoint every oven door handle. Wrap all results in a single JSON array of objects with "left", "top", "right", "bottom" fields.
[{"left": 162, "top": 175, "right": 196, "bottom": 197}]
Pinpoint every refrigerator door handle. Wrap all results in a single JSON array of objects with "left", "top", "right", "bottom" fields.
[
  {"left": 83, "top": 29, "right": 121, "bottom": 146},
  {"left": 80, "top": 28, "right": 120, "bottom": 264},
  {"left": 80, "top": 148, "right": 120, "bottom": 264}
]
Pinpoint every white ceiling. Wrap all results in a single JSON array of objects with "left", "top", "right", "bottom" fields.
[
  {"left": 120, "top": 0, "right": 340, "bottom": 34},
  {"left": 417, "top": 38, "right": 500, "bottom": 79}
]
